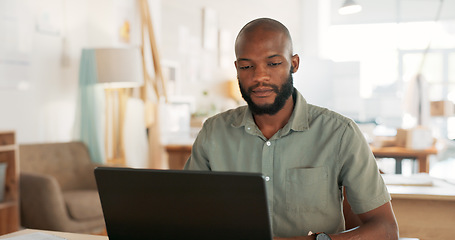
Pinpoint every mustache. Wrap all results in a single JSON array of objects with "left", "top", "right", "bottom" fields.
[{"left": 247, "top": 83, "right": 280, "bottom": 94}]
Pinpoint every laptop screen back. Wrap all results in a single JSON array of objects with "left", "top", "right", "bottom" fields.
[{"left": 95, "top": 167, "right": 272, "bottom": 240}]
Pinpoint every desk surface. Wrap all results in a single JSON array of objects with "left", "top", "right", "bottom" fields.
[
  {"left": 371, "top": 146, "right": 438, "bottom": 156},
  {"left": 386, "top": 175, "right": 455, "bottom": 201},
  {"left": 371, "top": 146, "right": 438, "bottom": 173},
  {"left": 0, "top": 229, "right": 421, "bottom": 240},
  {"left": 0, "top": 229, "right": 107, "bottom": 240}
]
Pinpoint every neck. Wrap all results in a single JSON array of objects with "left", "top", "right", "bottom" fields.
[{"left": 253, "top": 95, "right": 295, "bottom": 139}]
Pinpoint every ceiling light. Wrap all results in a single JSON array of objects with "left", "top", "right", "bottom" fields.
[{"left": 339, "top": 0, "right": 362, "bottom": 15}]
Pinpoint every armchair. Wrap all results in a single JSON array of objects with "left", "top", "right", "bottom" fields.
[{"left": 19, "top": 142, "right": 105, "bottom": 234}]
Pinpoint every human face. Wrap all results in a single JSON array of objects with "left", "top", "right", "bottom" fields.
[
  {"left": 239, "top": 68, "right": 294, "bottom": 115},
  {"left": 235, "top": 29, "right": 299, "bottom": 115}
]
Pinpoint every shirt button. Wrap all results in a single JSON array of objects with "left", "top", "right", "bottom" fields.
[
  {"left": 265, "top": 176, "right": 270, "bottom": 181},
  {"left": 266, "top": 141, "right": 271, "bottom": 146}
]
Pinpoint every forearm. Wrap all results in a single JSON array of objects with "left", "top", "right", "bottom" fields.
[
  {"left": 329, "top": 201, "right": 399, "bottom": 240},
  {"left": 330, "top": 218, "right": 398, "bottom": 240},
  {"left": 275, "top": 221, "right": 397, "bottom": 240},
  {"left": 274, "top": 202, "right": 399, "bottom": 240}
]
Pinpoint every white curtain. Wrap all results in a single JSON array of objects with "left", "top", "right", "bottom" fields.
[{"left": 123, "top": 98, "right": 149, "bottom": 168}]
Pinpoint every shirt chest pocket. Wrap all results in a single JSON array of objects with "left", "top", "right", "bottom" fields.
[{"left": 286, "top": 167, "right": 328, "bottom": 212}]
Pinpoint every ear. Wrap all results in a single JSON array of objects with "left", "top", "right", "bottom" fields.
[
  {"left": 291, "top": 54, "right": 300, "bottom": 73},
  {"left": 234, "top": 60, "right": 238, "bottom": 69}
]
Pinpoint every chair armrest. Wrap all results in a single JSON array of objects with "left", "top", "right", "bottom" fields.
[{"left": 20, "top": 172, "right": 70, "bottom": 230}]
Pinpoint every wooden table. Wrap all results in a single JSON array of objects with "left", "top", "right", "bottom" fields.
[
  {"left": 371, "top": 146, "right": 438, "bottom": 173},
  {"left": 166, "top": 144, "right": 439, "bottom": 173},
  {"left": 0, "top": 229, "right": 107, "bottom": 240},
  {"left": 386, "top": 176, "right": 455, "bottom": 240},
  {"left": 165, "top": 144, "right": 192, "bottom": 170},
  {"left": 1, "top": 228, "right": 421, "bottom": 240}
]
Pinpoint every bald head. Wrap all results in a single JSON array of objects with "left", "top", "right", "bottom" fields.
[{"left": 235, "top": 18, "right": 293, "bottom": 57}]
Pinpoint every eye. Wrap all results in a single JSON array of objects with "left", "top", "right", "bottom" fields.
[
  {"left": 239, "top": 65, "right": 253, "bottom": 70},
  {"left": 268, "top": 62, "right": 282, "bottom": 67}
]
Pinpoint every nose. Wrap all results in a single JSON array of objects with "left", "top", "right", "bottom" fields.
[{"left": 252, "top": 65, "right": 270, "bottom": 83}]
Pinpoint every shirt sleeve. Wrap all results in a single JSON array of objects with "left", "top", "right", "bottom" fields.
[
  {"left": 183, "top": 121, "right": 211, "bottom": 171},
  {"left": 338, "top": 121, "right": 391, "bottom": 214}
]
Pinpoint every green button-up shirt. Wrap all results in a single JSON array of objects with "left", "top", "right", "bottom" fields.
[{"left": 184, "top": 89, "right": 391, "bottom": 237}]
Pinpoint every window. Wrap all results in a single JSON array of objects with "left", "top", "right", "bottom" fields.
[{"left": 327, "top": 21, "right": 455, "bottom": 138}]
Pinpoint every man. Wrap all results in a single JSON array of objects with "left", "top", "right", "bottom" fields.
[{"left": 184, "top": 18, "right": 398, "bottom": 240}]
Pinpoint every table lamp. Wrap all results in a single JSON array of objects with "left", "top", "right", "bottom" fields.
[
  {"left": 93, "top": 48, "right": 144, "bottom": 89},
  {"left": 80, "top": 47, "right": 144, "bottom": 165}
]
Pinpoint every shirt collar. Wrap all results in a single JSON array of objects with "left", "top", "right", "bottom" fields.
[
  {"left": 287, "top": 90, "right": 310, "bottom": 132},
  {"left": 231, "top": 106, "right": 261, "bottom": 136},
  {"left": 231, "top": 89, "right": 310, "bottom": 134}
]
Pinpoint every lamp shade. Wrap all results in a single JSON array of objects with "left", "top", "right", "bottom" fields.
[
  {"left": 94, "top": 48, "right": 144, "bottom": 88},
  {"left": 338, "top": 0, "right": 362, "bottom": 15}
]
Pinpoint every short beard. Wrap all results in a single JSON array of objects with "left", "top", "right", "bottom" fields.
[{"left": 239, "top": 69, "right": 294, "bottom": 115}]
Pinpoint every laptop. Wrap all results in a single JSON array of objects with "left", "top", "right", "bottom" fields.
[{"left": 94, "top": 167, "right": 273, "bottom": 240}]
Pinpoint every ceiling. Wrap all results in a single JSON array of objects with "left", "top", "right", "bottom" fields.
[{"left": 331, "top": 0, "right": 455, "bottom": 25}]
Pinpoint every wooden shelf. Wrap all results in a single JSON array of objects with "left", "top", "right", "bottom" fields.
[
  {"left": 0, "top": 200, "right": 17, "bottom": 208},
  {"left": 0, "top": 131, "right": 19, "bottom": 235},
  {"left": 0, "top": 145, "right": 16, "bottom": 152}
]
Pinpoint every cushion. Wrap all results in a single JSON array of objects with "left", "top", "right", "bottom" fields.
[
  {"left": 19, "top": 142, "right": 97, "bottom": 191},
  {"left": 63, "top": 190, "right": 103, "bottom": 221}
]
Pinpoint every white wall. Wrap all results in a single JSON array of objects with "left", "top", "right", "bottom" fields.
[
  {"left": 2, "top": 0, "right": 451, "bottom": 143},
  {"left": 159, "top": 0, "right": 303, "bottom": 112},
  {"left": 0, "top": 0, "right": 307, "bottom": 143},
  {"left": 0, "top": 0, "right": 147, "bottom": 143},
  {"left": 1, "top": 0, "right": 70, "bottom": 143}
]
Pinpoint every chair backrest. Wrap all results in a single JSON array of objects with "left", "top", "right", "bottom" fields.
[{"left": 19, "top": 141, "right": 97, "bottom": 191}]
